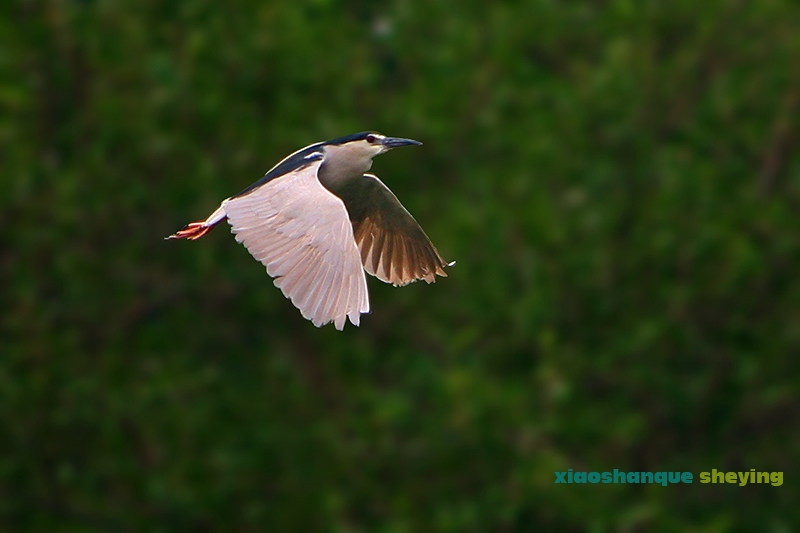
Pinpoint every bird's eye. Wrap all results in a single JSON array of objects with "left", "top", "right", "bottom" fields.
[{"left": 366, "top": 134, "right": 376, "bottom": 144}]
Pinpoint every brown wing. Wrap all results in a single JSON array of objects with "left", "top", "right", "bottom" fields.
[
  {"left": 222, "top": 158, "right": 369, "bottom": 330},
  {"left": 333, "top": 173, "right": 452, "bottom": 286}
]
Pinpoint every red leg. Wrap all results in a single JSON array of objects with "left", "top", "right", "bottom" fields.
[{"left": 166, "top": 222, "right": 214, "bottom": 240}]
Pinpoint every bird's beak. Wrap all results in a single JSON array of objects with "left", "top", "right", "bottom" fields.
[{"left": 382, "top": 137, "right": 422, "bottom": 149}]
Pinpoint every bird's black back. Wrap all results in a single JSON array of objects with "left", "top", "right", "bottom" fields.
[{"left": 231, "top": 132, "right": 376, "bottom": 199}]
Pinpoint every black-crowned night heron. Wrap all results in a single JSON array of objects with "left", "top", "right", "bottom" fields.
[{"left": 167, "top": 132, "right": 453, "bottom": 330}]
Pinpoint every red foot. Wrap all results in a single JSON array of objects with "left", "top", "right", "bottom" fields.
[{"left": 165, "top": 222, "right": 213, "bottom": 240}]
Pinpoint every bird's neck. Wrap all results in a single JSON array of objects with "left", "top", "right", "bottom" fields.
[{"left": 318, "top": 144, "right": 374, "bottom": 191}]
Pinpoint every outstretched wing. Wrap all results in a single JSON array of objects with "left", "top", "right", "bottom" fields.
[
  {"left": 333, "top": 173, "right": 451, "bottom": 286},
  {"left": 222, "top": 155, "right": 369, "bottom": 330}
]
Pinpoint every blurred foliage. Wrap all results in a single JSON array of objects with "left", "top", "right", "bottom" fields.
[{"left": 2, "top": 0, "right": 799, "bottom": 530}]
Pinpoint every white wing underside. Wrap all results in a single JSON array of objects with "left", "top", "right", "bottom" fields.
[{"left": 222, "top": 159, "right": 369, "bottom": 330}]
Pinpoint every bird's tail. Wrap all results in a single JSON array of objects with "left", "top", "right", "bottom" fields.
[{"left": 165, "top": 203, "right": 227, "bottom": 240}]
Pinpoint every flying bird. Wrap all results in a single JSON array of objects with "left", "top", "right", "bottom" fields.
[{"left": 167, "top": 132, "right": 453, "bottom": 330}]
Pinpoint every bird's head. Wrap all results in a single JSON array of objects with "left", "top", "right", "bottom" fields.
[
  {"left": 325, "top": 131, "right": 422, "bottom": 159},
  {"left": 319, "top": 132, "right": 422, "bottom": 182}
]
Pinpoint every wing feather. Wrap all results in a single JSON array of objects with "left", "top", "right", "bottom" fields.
[
  {"left": 333, "top": 174, "right": 452, "bottom": 287},
  {"left": 314, "top": 263, "right": 337, "bottom": 326},
  {"left": 305, "top": 261, "right": 332, "bottom": 322},
  {"left": 370, "top": 226, "right": 385, "bottom": 276},
  {"left": 222, "top": 158, "right": 369, "bottom": 329}
]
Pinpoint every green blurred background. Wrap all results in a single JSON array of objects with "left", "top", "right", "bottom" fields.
[{"left": 2, "top": 0, "right": 799, "bottom": 530}]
